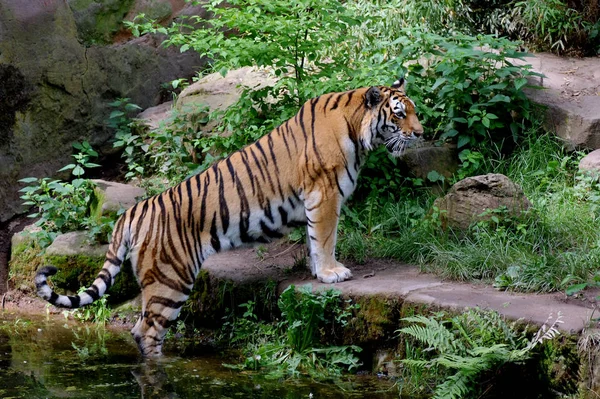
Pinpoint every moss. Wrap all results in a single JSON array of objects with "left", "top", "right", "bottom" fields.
[
  {"left": 8, "top": 242, "right": 45, "bottom": 293},
  {"left": 343, "top": 295, "right": 401, "bottom": 346},
  {"left": 69, "top": 0, "right": 137, "bottom": 45},
  {"left": 537, "top": 335, "right": 580, "bottom": 394},
  {"left": 42, "top": 254, "right": 138, "bottom": 305},
  {"left": 181, "top": 271, "right": 278, "bottom": 328},
  {"left": 9, "top": 240, "right": 138, "bottom": 304}
]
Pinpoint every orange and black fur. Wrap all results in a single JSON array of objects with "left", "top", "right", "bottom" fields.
[{"left": 35, "top": 79, "right": 423, "bottom": 356}]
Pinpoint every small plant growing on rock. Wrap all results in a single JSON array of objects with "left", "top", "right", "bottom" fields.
[
  {"left": 222, "top": 285, "right": 361, "bottom": 379},
  {"left": 18, "top": 142, "right": 114, "bottom": 247}
]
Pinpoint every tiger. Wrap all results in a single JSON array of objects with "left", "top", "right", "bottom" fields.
[{"left": 35, "top": 78, "right": 424, "bottom": 356}]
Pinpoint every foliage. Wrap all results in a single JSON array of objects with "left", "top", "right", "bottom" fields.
[
  {"left": 109, "top": 98, "right": 146, "bottom": 180},
  {"left": 65, "top": 288, "right": 112, "bottom": 325},
  {"left": 336, "top": 129, "right": 600, "bottom": 296},
  {"left": 70, "top": 326, "right": 110, "bottom": 361},
  {"left": 18, "top": 142, "right": 111, "bottom": 247},
  {"left": 222, "top": 285, "right": 361, "bottom": 379},
  {"left": 511, "top": 0, "right": 599, "bottom": 54},
  {"left": 397, "top": 309, "right": 562, "bottom": 398},
  {"left": 395, "top": 29, "right": 538, "bottom": 152}
]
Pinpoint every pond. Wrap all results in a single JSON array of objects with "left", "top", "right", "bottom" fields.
[{"left": 0, "top": 312, "right": 399, "bottom": 399}]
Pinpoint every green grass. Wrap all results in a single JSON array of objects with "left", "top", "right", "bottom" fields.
[{"left": 338, "top": 128, "right": 600, "bottom": 294}]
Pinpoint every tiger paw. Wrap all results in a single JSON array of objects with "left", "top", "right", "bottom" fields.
[{"left": 316, "top": 262, "right": 353, "bottom": 283}]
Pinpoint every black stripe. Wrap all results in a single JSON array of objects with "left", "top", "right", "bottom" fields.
[
  {"left": 334, "top": 173, "right": 346, "bottom": 197},
  {"left": 210, "top": 213, "right": 221, "bottom": 252},
  {"left": 70, "top": 295, "right": 81, "bottom": 308},
  {"left": 98, "top": 269, "right": 112, "bottom": 289},
  {"left": 239, "top": 149, "right": 257, "bottom": 195},
  {"left": 344, "top": 90, "right": 355, "bottom": 106},
  {"left": 216, "top": 165, "right": 230, "bottom": 234},
  {"left": 200, "top": 174, "right": 209, "bottom": 231},
  {"left": 248, "top": 147, "right": 266, "bottom": 181},
  {"left": 280, "top": 124, "right": 292, "bottom": 158},
  {"left": 85, "top": 286, "right": 100, "bottom": 300},
  {"left": 105, "top": 255, "right": 120, "bottom": 266},
  {"left": 264, "top": 199, "right": 274, "bottom": 223},
  {"left": 330, "top": 93, "right": 342, "bottom": 110},
  {"left": 266, "top": 135, "right": 280, "bottom": 174},
  {"left": 49, "top": 291, "right": 60, "bottom": 305},
  {"left": 147, "top": 296, "right": 187, "bottom": 310},
  {"left": 260, "top": 220, "right": 283, "bottom": 238},
  {"left": 278, "top": 206, "right": 288, "bottom": 225}
]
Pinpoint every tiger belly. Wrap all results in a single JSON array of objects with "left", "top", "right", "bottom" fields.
[{"left": 209, "top": 195, "right": 308, "bottom": 253}]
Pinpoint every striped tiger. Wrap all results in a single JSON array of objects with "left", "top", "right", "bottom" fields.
[{"left": 35, "top": 79, "right": 423, "bottom": 356}]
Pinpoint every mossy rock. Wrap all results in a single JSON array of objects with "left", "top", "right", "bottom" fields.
[
  {"left": 342, "top": 295, "right": 401, "bottom": 347},
  {"left": 9, "top": 232, "right": 139, "bottom": 305},
  {"left": 9, "top": 241, "right": 46, "bottom": 293},
  {"left": 42, "top": 254, "right": 139, "bottom": 305},
  {"left": 181, "top": 269, "right": 278, "bottom": 328}
]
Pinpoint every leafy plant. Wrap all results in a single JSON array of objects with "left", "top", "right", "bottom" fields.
[
  {"left": 222, "top": 285, "right": 361, "bottom": 379},
  {"left": 109, "top": 98, "right": 146, "bottom": 180},
  {"left": 70, "top": 326, "right": 110, "bottom": 361},
  {"left": 398, "top": 309, "right": 562, "bottom": 399},
  {"left": 66, "top": 287, "right": 112, "bottom": 325},
  {"left": 19, "top": 142, "right": 107, "bottom": 247}
]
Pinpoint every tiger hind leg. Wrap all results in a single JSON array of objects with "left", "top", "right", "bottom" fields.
[{"left": 131, "top": 284, "right": 190, "bottom": 357}]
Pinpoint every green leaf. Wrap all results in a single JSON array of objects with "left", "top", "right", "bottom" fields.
[
  {"left": 565, "top": 283, "right": 588, "bottom": 296},
  {"left": 514, "top": 78, "right": 528, "bottom": 90},
  {"left": 488, "top": 94, "right": 511, "bottom": 103},
  {"left": 19, "top": 177, "right": 39, "bottom": 183},
  {"left": 457, "top": 135, "right": 470, "bottom": 149},
  {"left": 109, "top": 110, "right": 125, "bottom": 119},
  {"left": 58, "top": 164, "right": 76, "bottom": 172}
]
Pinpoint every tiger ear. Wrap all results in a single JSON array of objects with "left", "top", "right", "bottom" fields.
[
  {"left": 392, "top": 77, "right": 406, "bottom": 91},
  {"left": 365, "top": 86, "right": 382, "bottom": 108}
]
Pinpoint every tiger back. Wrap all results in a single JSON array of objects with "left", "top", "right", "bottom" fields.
[{"left": 35, "top": 79, "right": 423, "bottom": 356}]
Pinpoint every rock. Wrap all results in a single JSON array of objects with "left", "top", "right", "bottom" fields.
[
  {"left": 39, "top": 230, "right": 138, "bottom": 302},
  {"left": 138, "top": 67, "right": 278, "bottom": 133},
  {"left": 433, "top": 173, "right": 532, "bottom": 230},
  {"left": 397, "top": 143, "right": 458, "bottom": 182},
  {"left": 10, "top": 224, "right": 43, "bottom": 250},
  {"left": 0, "top": 0, "right": 207, "bottom": 223},
  {"left": 45, "top": 231, "right": 109, "bottom": 258},
  {"left": 579, "top": 149, "right": 600, "bottom": 174},
  {"left": 514, "top": 53, "right": 600, "bottom": 150},
  {"left": 92, "top": 179, "right": 146, "bottom": 215}
]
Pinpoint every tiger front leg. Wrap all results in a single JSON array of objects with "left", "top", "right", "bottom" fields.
[{"left": 304, "top": 189, "right": 352, "bottom": 284}]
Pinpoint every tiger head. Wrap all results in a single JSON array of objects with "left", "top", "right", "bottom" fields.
[{"left": 363, "top": 78, "right": 424, "bottom": 157}]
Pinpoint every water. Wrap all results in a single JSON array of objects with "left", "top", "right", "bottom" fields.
[{"left": 0, "top": 313, "right": 398, "bottom": 399}]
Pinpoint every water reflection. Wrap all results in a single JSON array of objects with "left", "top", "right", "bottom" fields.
[{"left": 0, "top": 314, "right": 397, "bottom": 399}]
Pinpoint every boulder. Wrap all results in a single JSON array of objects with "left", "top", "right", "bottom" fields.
[
  {"left": 92, "top": 179, "right": 146, "bottom": 215},
  {"left": 514, "top": 53, "right": 600, "bottom": 150},
  {"left": 139, "top": 66, "right": 277, "bottom": 133},
  {"left": 0, "top": 0, "right": 207, "bottom": 222},
  {"left": 579, "top": 149, "right": 600, "bottom": 174},
  {"left": 397, "top": 143, "right": 458, "bottom": 183},
  {"left": 45, "top": 231, "right": 109, "bottom": 258},
  {"left": 433, "top": 173, "right": 532, "bottom": 230}
]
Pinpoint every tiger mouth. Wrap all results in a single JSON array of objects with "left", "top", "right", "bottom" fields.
[{"left": 384, "top": 134, "right": 422, "bottom": 157}]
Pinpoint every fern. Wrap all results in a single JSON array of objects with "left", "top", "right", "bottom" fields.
[
  {"left": 398, "top": 309, "right": 558, "bottom": 399},
  {"left": 399, "top": 315, "right": 465, "bottom": 353}
]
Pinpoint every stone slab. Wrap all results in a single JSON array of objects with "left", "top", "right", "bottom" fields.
[{"left": 203, "top": 242, "right": 594, "bottom": 334}]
